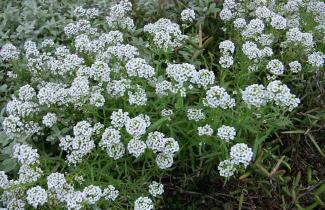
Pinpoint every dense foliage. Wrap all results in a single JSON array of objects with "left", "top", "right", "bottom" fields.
[{"left": 0, "top": 0, "right": 324, "bottom": 209}]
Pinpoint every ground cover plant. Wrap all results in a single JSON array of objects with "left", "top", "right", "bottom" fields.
[{"left": 0, "top": 0, "right": 324, "bottom": 209}]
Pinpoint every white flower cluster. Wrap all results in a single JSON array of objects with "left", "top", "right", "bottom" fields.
[
  {"left": 134, "top": 196, "right": 154, "bottom": 210},
  {"left": 230, "top": 143, "right": 254, "bottom": 167},
  {"left": 99, "top": 126, "right": 121, "bottom": 152},
  {"left": 18, "top": 84, "right": 36, "bottom": 101},
  {"left": 161, "top": 108, "right": 173, "bottom": 119},
  {"left": 106, "top": 0, "right": 134, "bottom": 31},
  {"left": 217, "top": 125, "right": 236, "bottom": 142},
  {"left": 126, "top": 58, "right": 155, "bottom": 79},
  {"left": 103, "top": 185, "right": 119, "bottom": 201},
  {"left": 144, "top": 18, "right": 187, "bottom": 50},
  {"left": 2, "top": 144, "right": 120, "bottom": 210},
  {"left": 127, "top": 138, "right": 147, "bottom": 158},
  {"left": 73, "top": 6, "right": 99, "bottom": 19},
  {"left": 0, "top": 144, "right": 45, "bottom": 209},
  {"left": 218, "top": 159, "right": 236, "bottom": 178},
  {"left": 266, "top": 59, "right": 285, "bottom": 76},
  {"left": 42, "top": 112, "right": 57, "bottom": 127},
  {"left": 64, "top": 19, "right": 97, "bottom": 37},
  {"left": 110, "top": 109, "right": 129, "bottom": 129},
  {"left": 181, "top": 8, "right": 195, "bottom": 23},
  {"left": 289, "top": 61, "right": 302, "bottom": 73},
  {"left": 83, "top": 185, "right": 102, "bottom": 204},
  {"left": 307, "top": 51, "right": 324, "bottom": 68},
  {"left": 219, "top": 40, "right": 235, "bottom": 68},
  {"left": 241, "top": 19, "right": 265, "bottom": 38},
  {"left": 146, "top": 131, "right": 179, "bottom": 169},
  {"left": 166, "top": 63, "right": 196, "bottom": 84},
  {"left": 191, "top": 69, "right": 215, "bottom": 89},
  {"left": 101, "top": 110, "right": 179, "bottom": 164},
  {"left": 148, "top": 181, "right": 164, "bottom": 197},
  {"left": 12, "top": 143, "right": 39, "bottom": 166},
  {"left": 128, "top": 86, "right": 148, "bottom": 106},
  {"left": 270, "top": 14, "right": 287, "bottom": 30},
  {"left": 107, "top": 78, "right": 132, "bottom": 98},
  {"left": 1, "top": 0, "right": 318, "bottom": 208},
  {"left": 49, "top": 174, "right": 118, "bottom": 209},
  {"left": 59, "top": 121, "right": 95, "bottom": 164},
  {"left": 197, "top": 124, "right": 214, "bottom": 136},
  {"left": 242, "top": 84, "right": 270, "bottom": 108},
  {"left": 26, "top": 186, "right": 48, "bottom": 208},
  {"left": 157, "top": 64, "right": 216, "bottom": 98},
  {"left": 242, "top": 41, "right": 272, "bottom": 61},
  {"left": 0, "top": 171, "right": 8, "bottom": 189},
  {"left": 0, "top": 43, "right": 20, "bottom": 61},
  {"left": 41, "top": 39, "right": 55, "bottom": 49},
  {"left": 187, "top": 108, "right": 206, "bottom": 122},
  {"left": 242, "top": 81, "right": 299, "bottom": 111},
  {"left": 6, "top": 97, "right": 39, "bottom": 118},
  {"left": 204, "top": 85, "right": 236, "bottom": 109},
  {"left": 266, "top": 80, "right": 300, "bottom": 111},
  {"left": 219, "top": 0, "right": 236, "bottom": 21},
  {"left": 218, "top": 143, "right": 253, "bottom": 178},
  {"left": 126, "top": 114, "right": 151, "bottom": 138},
  {"left": 285, "top": 28, "right": 314, "bottom": 50},
  {"left": 3, "top": 85, "right": 41, "bottom": 139}
]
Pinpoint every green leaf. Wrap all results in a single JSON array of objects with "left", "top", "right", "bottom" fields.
[
  {"left": 175, "top": 97, "right": 183, "bottom": 110},
  {"left": 147, "top": 117, "right": 168, "bottom": 132},
  {"left": 1, "top": 158, "right": 17, "bottom": 172},
  {"left": 0, "top": 84, "right": 7, "bottom": 92},
  {"left": 0, "top": 131, "right": 9, "bottom": 146}
]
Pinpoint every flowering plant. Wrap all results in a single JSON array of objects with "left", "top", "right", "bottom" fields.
[{"left": 0, "top": 0, "right": 324, "bottom": 209}]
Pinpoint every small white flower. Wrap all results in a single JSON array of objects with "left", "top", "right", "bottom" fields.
[
  {"left": 217, "top": 125, "right": 236, "bottom": 142},
  {"left": 26, "top": 186, "right": 48, "bottom": 208},
  {"left": 230, "top": 143, "right": 253, "bottom": 167},
  {"left": 267, "top": 59, "right": 284, "bottom": 75},
  {"left": 110, "top": 109, "right": 129, "bottom": 129},
  {"left": 0, "top": 171, "right": 9, "bottom": 189},
  {"left": 134, "top": 196, "right": 154, "bottom": 210},
  {"left": 181, "top": 8, "right": 195, "bottom": 22},
  {"left": 148, "top": 181, "right": 164, "bottom": 197},
  {"left": 289, "top": 61, "right": 302, "bottom": 73},
  {"left": 0, "top": 43, "right": 20, "bottom": 61},
  {"left": 218, "top": 159, "right": 236, "bottom": 178},
  {"left": 83, "top": 185, "right": 102, "bottom": 205},
  {"left": 127, "top": 138, "right": 147, "bottom": 158},
  {"left": 156, "top": 153, "right": 174, "bottom": 169},
  {"left": 242, "top": 84, "right": 270, "bottom": 107},
  {"left": 198, "top": 124, "right": 214, "bottom": 136},
  {"left": 42, "top": 113, "right": 57, "bottom": 127},
  {"left": 125, "top": 115, "right": 150, "bottom": 137},
  {"left": 308, "top": 51, "right": 324, "bottom": 67},
  {"left": 204, "top": 86, "right": 236, "bottom": 109},
  {"left": 103, "top": 185, "right": 119, "bottom": 201},
  {"left": 187, "top": 108, "right": 206, "bottom": 121}
]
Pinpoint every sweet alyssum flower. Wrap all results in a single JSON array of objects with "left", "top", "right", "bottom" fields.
[
  {"left": 148, "top": 181, "right": 164, "bottom": 197},
  {"left": 217, "top": 125, "right": 236, "bottom": 142},
  {"left": 267, "top": 59, "right": 285, "bottom": 75},
  {"left": 230, "top": 143, "right": 253, "bottom": 167},
  {"left": 0, "top": 0, "right": 313, "bottom": 208},
  {"left": 42, "top": 113, "right": 57, "bottom": 127},
  {"left": 197, "top": 124, "right": 214, "bottom": 136},
  {"left": 242, "top": 84, "right": 270, "bottom": 108},
  {"left": 204, "top": 85, "right": 236, "bottom": 109},
  {"left": 187, "top": 108, "right": 206, "bottom": 122},
  {"left": 0, "top": 43, "right": 20, "bottom": 61},
  {"left": 134, "top": 196, "right": 154, "bottom": 210},
  {"left": 26, "top": 186, "right": 48, "bottom": 208},
  {"left": 181, "top": 8, "right": 195, "bottom": 23}
]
